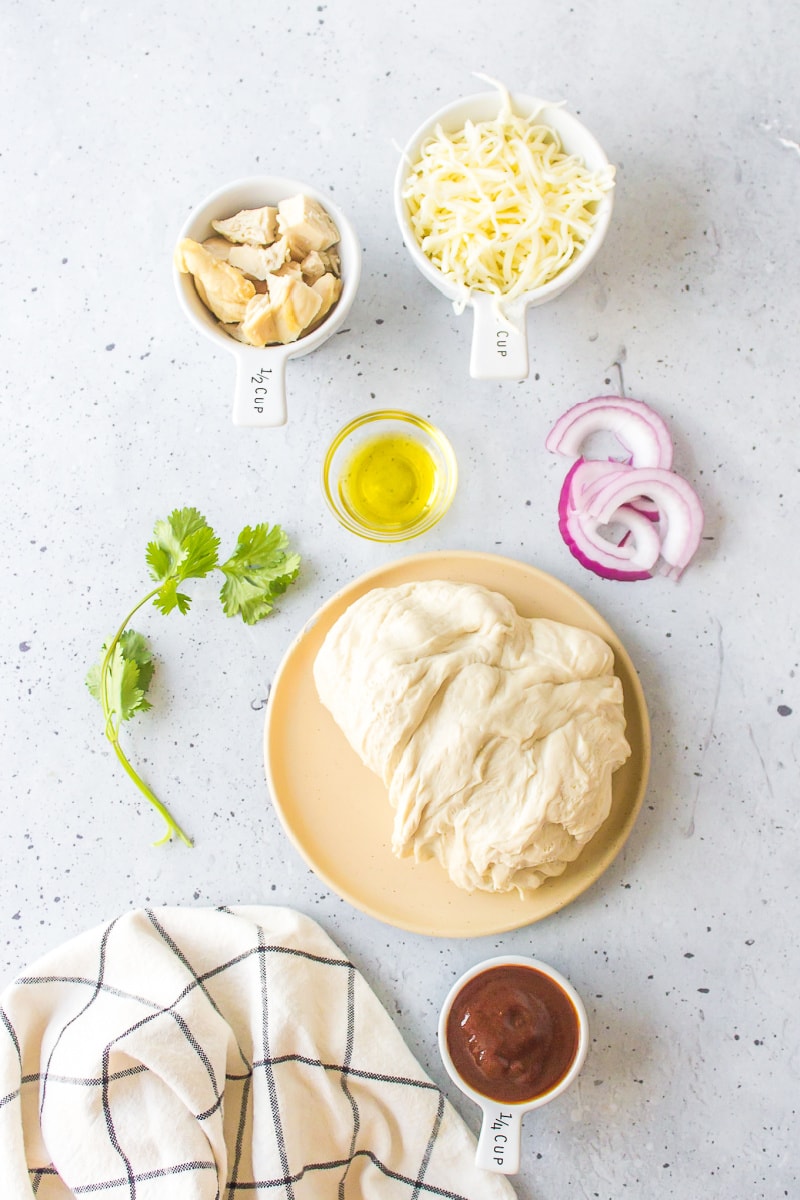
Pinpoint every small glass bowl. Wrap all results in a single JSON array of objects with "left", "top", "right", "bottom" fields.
[{"left": 321, "top": 410, "right": 458, "bottom": 542}]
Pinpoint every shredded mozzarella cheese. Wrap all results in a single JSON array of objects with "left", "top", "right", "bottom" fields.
[{"left": 402, "top": 87, "right": 615, "bottom": 309}]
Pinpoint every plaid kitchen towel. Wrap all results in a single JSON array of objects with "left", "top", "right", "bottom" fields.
[{"left": 0, "top": 906, "right": 516, "bottom": 1199}]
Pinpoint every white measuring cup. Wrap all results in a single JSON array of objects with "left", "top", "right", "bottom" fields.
[
  {"left": 438, "top": 955, "right": 589, "bottom": 1175},
  {"left": 174, "top": 175, "right": 361, "bottom": 427},
  {"left": 394, "top": 91, "right": 614, "bottom": 381}
]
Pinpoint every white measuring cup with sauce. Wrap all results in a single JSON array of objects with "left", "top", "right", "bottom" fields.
[
  {"left": 394, "top": 90, "right": 614, "bottom": 381},
  {"left": 438, "top": 955, "right": 589, "bottom": 1175},
  {"left": 174, "top": 175, "right": 361, "bottom": 427}
]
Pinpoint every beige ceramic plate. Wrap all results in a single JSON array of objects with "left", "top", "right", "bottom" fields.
[{"left": 264, "top": 551, "right": 650, "bottom": 937}]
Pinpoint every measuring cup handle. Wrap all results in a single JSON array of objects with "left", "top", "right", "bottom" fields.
[
  {"left": 232, "top": 350, "right": 288, "bottom": 427},
  {"left": 469, "top": 294, "right": 529, "bottom": 381},
  {"left": 475, "top": 1102, "right": 523, "bottom": 1175}
]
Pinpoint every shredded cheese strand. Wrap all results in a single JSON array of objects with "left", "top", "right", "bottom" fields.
[{"left": 403, "top": 92, "right": 615, "bottom": 308}]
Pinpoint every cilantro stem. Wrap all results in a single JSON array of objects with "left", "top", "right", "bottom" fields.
[
  {"left": 109, "top": 736, "right": 193, "bottom": 847},
  {"left": 99, "top": 586, "right": 193, "bottom": 848}
]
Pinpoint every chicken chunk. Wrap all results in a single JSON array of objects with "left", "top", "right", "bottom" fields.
[
  {"left": 174, "top": 238, "right": 255, "bottom": 323},
  {"left": 219, "top": 321, "right": 252, "bottom": 344},
  {"left": 202, "top": 235, "right": 235, "bottom": 260},
  {"left": 277, "top": 194, "right": 339, "bottom": 258},
  {"left": 193, "top": 275, "right": 211, "bottom": 310},
  {"left": 299, "top": 250, "right": 327, "bottom": 284},
  {"left": 267, "top": 273, "right": 323, "bottom": 342},
  {"left": 319, "top": 247, "right": 341, "bottom": 277},
  {"left": 306, "top": 273, "right": 343, "bottom": 331},
  {"left": 271, "top": 260, "right": 303, "bottom": 280},
  {"left": 238, "top": 275, "right": 323, "bottom": 347},
  {"left": 211, "top": 205, "right": 278, "bottom": 246},
  {"left": 238, "top": 296, "right": 281, "bottom": 346},
  {"left": 226, "top": 236, "right": 290, "bottom": 280}
]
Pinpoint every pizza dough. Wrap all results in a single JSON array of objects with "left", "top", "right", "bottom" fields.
[{"left": 313, "top": 580, "right": 630, "bottom": 894}]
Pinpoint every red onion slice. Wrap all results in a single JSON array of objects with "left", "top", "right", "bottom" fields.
[
  {"left": 626, "top": 495, "right": 661, "bottom": 521},
  {"left": 582, "top": 467, "right": 704, "bottom": 576},
  {"left": 545, "top": 396, "right": 674, "bottom": 470},
  {"left": 566, "top": 456, "right": 632, "bottom": 494},
  {"left": 557, "top": 460, "right": 661, "bottom": 581},
  {"left": 566, "top": 457, "right": 660, "bottom": 522}
]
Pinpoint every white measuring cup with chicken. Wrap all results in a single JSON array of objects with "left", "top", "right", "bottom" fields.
[{"left": 174, "top": 175, "right": 361, "bottom": 427}]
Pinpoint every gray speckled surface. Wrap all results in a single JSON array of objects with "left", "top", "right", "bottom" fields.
[{"left": 1, "top": 1, "right": 798, "bottom": 1196}]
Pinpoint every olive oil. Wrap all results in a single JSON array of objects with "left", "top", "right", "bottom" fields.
[{"left": 339, "top": 433, "right": 439, "bottom": 531}]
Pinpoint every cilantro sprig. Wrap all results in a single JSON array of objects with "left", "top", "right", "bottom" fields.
[{"left": 87, "top": 507, "right": 300, "bottom": 846}]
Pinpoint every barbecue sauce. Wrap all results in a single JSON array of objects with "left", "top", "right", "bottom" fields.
[{"left": 445, "top": 964, "right": 580, "bottom": 1104}]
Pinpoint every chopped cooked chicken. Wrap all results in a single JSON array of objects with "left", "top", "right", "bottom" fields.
[
  {"left": 299, "top": 250, "right": 326, "bottom": 283},
  {"left": 219, "top": 321, "right": 252, "bottom": 344},
  {"left": 202, "top": 235, "right": 235, "bottom": 260},
  {"left": 193, "top": 274, "right": 211, "bottom": 310},
  {"left": 236, "top": 296, "right": 281, "bottom": 346},
  {"left": 238, "top": 274, "right": 323, "bottom": 346},
  {"left": 271, "top": 260, "right": 303, "bottom": 280},
  {"left": 277, "top": 194, "right": 339, "bottom": 258},
  {"left": 308, "top": 273, "right": 342, "bottom": 328},
  {"left": 319, "top": 247, "right": 341, "bottom": 277},
  {"left": 178, "top": 194, "right": 343, "bottom": 346},
  {"left": 175, "top": 238, "right": 255, "bottom": 323},
  {"left": 211, "top": 205, "right": 278, "bottom": 246},
  {"left": 226, "top": 236, "right": 290, "bottom": 280},
  {"left": 266, "top": 273, "right": 323, "bottom": 342},
  {"left": 201, "top": 234, "right": 288, "bottom": 278}
]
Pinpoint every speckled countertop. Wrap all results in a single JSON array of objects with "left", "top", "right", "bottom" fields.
[{"left": 1, "top": 2, "right": 798, "bottom": 1196}]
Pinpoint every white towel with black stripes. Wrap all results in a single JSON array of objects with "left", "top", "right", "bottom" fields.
[{"left": 0, "top": 905, "right": 516, "bottom": 1199}]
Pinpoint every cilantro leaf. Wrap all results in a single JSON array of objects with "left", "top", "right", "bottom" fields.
[
  {"left": 88, "top": 507, "right": 299, "bottom": 847},
  {"left": 146, "top": 508, "right": 220, "bottom": 615},
  {"left": 117, "top": 630, "right": 155, "bottom": 697},
  {"left": 152, "top": 578, "right": 193, "bottom": 617},
  {"left": 86, "top": 629, "right": 154, "bottom": 722},
  {"left": 218, "top": 523, "right": 301, "bottom": 625},
  {"left": 86, "top": 660, "right": 103, "bottom": 703}
]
